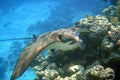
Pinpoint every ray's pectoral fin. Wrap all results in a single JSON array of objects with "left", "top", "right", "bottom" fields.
[
  {"left": 10, "top": 28, "right": 83, "bottom": 80},
  {"left": 10, "top": 42, "right": 48, "bottom": 80}
]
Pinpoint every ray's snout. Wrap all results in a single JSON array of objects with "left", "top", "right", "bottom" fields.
[{"left": 73, "top": 32, "right": 83, "bottom": 43}]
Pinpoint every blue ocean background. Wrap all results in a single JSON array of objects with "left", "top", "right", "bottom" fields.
[{"left": 0, "top": 0, "right": 111, "bottom": 80}]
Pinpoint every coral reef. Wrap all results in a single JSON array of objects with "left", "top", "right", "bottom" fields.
[
  {"left": 33, "top": 54, "right": 115, "bottom": 80},
  {"left": 103, "top": 5, "right": 120, "bottom": 26},
  {"left": 85, "top": 65, "right": 115, "bottom": 80},
  {"left": 103, "top": 6, "right": 117, "bottom": 19},
  {"left": 31, "top": 10, "right": 120, "bottom": 80},
  {"left": 103, "top": 0, "right": 120, "bottom": 25},
  {"left": 116, "top": 0, "right": 120, "bottom": 19}
]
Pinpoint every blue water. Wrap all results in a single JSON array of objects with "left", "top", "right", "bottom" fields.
[{"left": 0, "top": 0, "right": 110, "bottom": 80}]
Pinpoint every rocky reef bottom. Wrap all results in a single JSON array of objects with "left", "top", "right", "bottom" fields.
[
  {"left": 32, "top": 51, "right": 115, "bottom": 80},
  {"left": 31, "top": 10, "right": 120, "bottom": 80}
]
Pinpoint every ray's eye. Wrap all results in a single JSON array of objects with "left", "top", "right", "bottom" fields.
[
  {"left": 58, "top": 35, "right": 62, "bottom": 41},
  {"left": 58, "top": 35, "right": 72, "bottom": 42}
]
